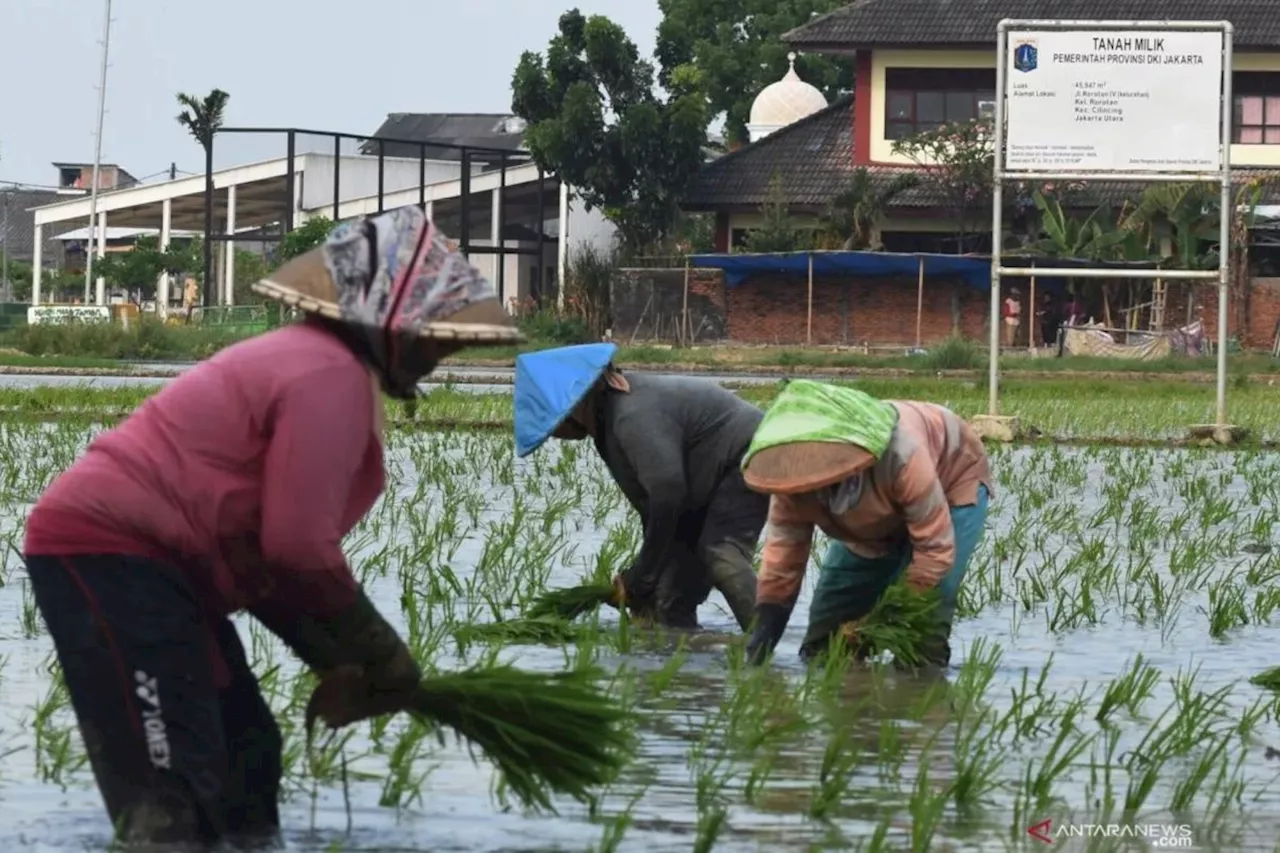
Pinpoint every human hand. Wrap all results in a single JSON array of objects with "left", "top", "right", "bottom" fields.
[{"left": 306, "top": 644, "right": 421, "bottom": 731}]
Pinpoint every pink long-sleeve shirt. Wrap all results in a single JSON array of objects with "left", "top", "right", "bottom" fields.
[
  {"left": 24, "top": 321, "right": 386, "bottom": 624},
  {"left": 757, "top": 401, "right": 992, "bottom": 609}
]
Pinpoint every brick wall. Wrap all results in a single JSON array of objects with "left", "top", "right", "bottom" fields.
[
  {"left": 1196, "top": 279, "right": 1280, "bottom": 350},
  {"left": 610, "top": 267, "right": 1280, "bottom": 350}
]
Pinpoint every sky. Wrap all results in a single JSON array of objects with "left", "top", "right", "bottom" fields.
[{"left": 0, "top": 0, "right": 662, "bottom": 187}]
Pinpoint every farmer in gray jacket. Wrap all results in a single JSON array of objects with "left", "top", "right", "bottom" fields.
[{"left": 514, "top": 343, "right": 764, "bottom": 631}]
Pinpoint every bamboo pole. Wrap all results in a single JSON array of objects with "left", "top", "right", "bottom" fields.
[
  {"left": 915, "top": 255, "right": 924, "bottom": 348},
  {"left": 681, "top": 256, "right": 690, "bottom": 348},
  {"left": 1028, "top": 272, "right": 1036, "bottom": 351},
  {"left": 806, "top": 252, "right": 814, "bottom": 345}
]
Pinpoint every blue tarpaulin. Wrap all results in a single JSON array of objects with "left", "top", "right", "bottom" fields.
[
  {"left": 690, "top": 251, "right": 992, "bottom": 287},
  {"left": 688, "top": 251, "right": 1158, "bottom": 289}
]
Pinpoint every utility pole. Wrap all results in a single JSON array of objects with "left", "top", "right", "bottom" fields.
[
  {"left": 83, "top": 0, "right": 113, "bottom": 303},
  {"left": 2, "top": 191, "right": 9, "bottom": 302},
  {"left": 169, "top": 162, "right": 177, "bottom": 181}
]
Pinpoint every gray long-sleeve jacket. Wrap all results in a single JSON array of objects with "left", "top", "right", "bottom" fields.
[{"left": 590, "top": 374, "right": 763, "bottom": 598}]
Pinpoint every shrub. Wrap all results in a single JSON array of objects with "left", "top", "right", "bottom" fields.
[
  {"left": 920, "top": 335, "right": 983, "bottom": 371},
  {"left": 6, "top": 317, "right": 247, "bottom": 361}
]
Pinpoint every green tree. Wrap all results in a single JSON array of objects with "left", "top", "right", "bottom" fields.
[
  {"left": 743, "top": 175, "right": 809, "bottom": 253},
  {"left": 96, "top": 236, "right": 202, "bottom": 303},
  {"left": 176, "top": 88, "right": 230, "bottom": 307},
  {"left": 278, "top": 216, "right": 335, "bottom": 262},
  {"left": 892, "top": 121, "right": 995, "bottom": 253},
  {"left": 233, "top": 249, "right": 271, "bottom": 305},
  {"left": 512, "top": 9, "right": 709, "bottom": 252},
  {"left": 656, "top": 0, "right": 850, "bottom": 146},
  {"left": 818, "top": 168, "right": 920, "bottom": 250}
]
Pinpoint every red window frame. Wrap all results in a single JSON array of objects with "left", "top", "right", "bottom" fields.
[
  {"left": 884, "top": 68, "right": 996, "bottom": 140},
  {"left": 1233, "top": 72, "right": 1280, "bottom": 144}
]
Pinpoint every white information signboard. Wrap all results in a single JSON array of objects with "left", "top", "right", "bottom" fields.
[{"left": 1003, "top": 29, "right": 1224, "bottom": 172}]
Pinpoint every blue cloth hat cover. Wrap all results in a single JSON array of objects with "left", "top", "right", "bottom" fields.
[{"left": 514, "top": 342, "right": 618, "bottom": 457}]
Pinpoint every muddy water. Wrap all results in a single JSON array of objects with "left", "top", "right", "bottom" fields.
[{"left": 1, "top": 433, "right": 1279, "bottom": 850}]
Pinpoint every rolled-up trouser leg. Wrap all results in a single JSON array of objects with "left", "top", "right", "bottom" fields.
[
  {"left": 213, "top": 618, "right": 283, "bottom": 845},
  {"left": 697, "top": 468, "right": 769, "bottom": 631},
  {"left": 25, "top": 553, "right": 232, "bottom": 848},
  {"left": 799, "top": 485, "right": 989, "bottom": 666},
  {"left": 654, "top": 545, "right": 711, "bottom": 630}
]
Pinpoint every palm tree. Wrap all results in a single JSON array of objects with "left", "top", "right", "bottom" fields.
[
  {"left": 176, "top": 89, "right": 229, "bottom": 307},
  {"left": 819, "top": 168, "right": 919, "bottom": 250}
]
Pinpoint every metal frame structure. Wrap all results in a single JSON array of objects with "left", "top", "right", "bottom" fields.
[
  {"left": 990, "top": 19, "right": 1234, "bottom": 424},
  {"left": 208, "top": 127, "right": 550, "bottom": 307}
]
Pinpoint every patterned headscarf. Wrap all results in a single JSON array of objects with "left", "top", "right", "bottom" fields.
[{"left": 321, "top": 206, "right": 498, "bottom": 397}]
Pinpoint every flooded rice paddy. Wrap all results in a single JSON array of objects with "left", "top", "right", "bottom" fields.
[{"left": 0, "top": 421, "right": 1279, "bottom": 850}]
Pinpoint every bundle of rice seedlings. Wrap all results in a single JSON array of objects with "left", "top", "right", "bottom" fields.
[
  {"left": 851, "top": 582, "right": 948, "bottom": 668},
  {"left": 408, "top": 665, "right": 633, "bottom": 810},
  {"left": 526, "top": 581, "right": 617, "bottom": 621},
  {"left": 453, "top": 616, "right": 583, "bottom": 648},
  {"left": 308, "top": 664, "right": 634, "bottom": 812}
]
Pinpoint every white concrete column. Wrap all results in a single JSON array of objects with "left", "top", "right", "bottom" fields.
[
  {"left": 425, "top": 199, "right": 433, "bottom": 221},
  {"left": 158, "top": 198, "right": 171, "bottom": 316},
  {"left": 490, "top": 187, "right": 503, "bottom": 303},
  {"left": 31, "top": 225, "right": 42, "bottom": 305},
  {"left": 223, "top": 185, "right": 236, "bottom": 305},
  {"left": 556, "top": 180, "right": 569, "bottom": 310},
  {"left": 95, "top": 211, "right": 106, "bottom": 305}
]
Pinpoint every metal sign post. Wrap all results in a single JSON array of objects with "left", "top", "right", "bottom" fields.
[{"left": 989, "top": 19, "right": 1233, "bottom": 433}]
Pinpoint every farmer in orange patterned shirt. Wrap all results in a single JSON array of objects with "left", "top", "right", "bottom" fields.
[{"left": 740, "top": 380, "right": 993, "bottom": 667}]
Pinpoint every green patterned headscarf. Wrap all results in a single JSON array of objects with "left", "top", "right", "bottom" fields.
[{"left": 742, "top": 380, "right": 898, "bottom": 469}]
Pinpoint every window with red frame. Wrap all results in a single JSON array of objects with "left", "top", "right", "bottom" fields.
[
  {"left": 884, "top": 68, "right": 997, "bottom": 140},
  {"left": 1233, "top": 73, "right": 1280, "bottom": 144}
]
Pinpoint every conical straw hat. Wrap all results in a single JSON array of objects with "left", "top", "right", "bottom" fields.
[{"left": 251, "top": 206, "right": 521, "bottom": 344}]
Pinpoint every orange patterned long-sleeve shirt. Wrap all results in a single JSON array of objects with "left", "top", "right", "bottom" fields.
[{"left": 756, "top": 401, "right": 993, "bottom": 610}]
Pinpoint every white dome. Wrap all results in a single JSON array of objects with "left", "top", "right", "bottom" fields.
[{"left": 748, "top": 54, "right": 827, "bottom": 139}]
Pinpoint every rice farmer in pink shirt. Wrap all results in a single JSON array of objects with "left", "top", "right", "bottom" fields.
[
  {"left": 21, "top": 206, "right": 519, "bottom": 848},
  {"left": 740, "top": 380, "right": 993, "bottom": 667}
]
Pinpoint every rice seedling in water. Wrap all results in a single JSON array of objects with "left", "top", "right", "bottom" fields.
[{"left": 5, "top": 413, "right": 1280, "bottom": 848}]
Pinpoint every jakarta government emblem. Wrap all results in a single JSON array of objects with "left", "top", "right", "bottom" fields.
[{"left": 1013, "top": 41, "right": 1038, "bottom": 73}]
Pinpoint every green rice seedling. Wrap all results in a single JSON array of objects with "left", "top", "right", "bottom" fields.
[
  {"left": 379, "top": 718, "right": 437, "bottom": 810},
  {"left": 1023, "top": 699, "right": 1094, "bottom": 810},
  {"left": 949, "top": 703, "right": 1005, "bottom": 811},
  {"left": 809, "top": 726, "right": 860, "bottom": 820},
  {"left": 1095, "top": 654, "right": 1161, "bottom": 724},
  {"left": 906, "top": 738, "right": 950, "bottom": 853}
]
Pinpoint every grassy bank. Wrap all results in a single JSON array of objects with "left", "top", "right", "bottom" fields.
[
  {"left": 5, "top": 375, "right": 1276, "bottom": 444},
  {"left": 3, "top": 319, "right": 1278, "bottom": 379}
]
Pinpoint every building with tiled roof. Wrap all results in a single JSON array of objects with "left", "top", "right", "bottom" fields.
[{"left": 684, "top": 0, "right": 1280, "bottom": 253}]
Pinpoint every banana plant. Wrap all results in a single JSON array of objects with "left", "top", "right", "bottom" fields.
[
  {"left": 1118, "top": 183, "right": 1219, "bottom": 270},
  {"left": 1026, "top": 190, "right": 1134, "bottom": 261}
]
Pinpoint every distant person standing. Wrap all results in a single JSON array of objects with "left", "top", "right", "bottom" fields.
[
  {"left": 1065, "top": 292, "right": 1085, "bottom": 327},
  {"left": 1002, "top": 288, "right": 1021, "bottom": 348},
  {"left": 1038, "top": 293, "right": 1059, "bottom": 349}
]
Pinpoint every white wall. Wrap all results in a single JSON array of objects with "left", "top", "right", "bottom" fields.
[
  {"left": 469, "top": 239, "right": 558, "bottom": 308},
  {"left": 560, "top": 192, "right": 616, "bottom": 255},
  {"left": 299, "top": 154, "right": 467, "bottom": 211}
]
